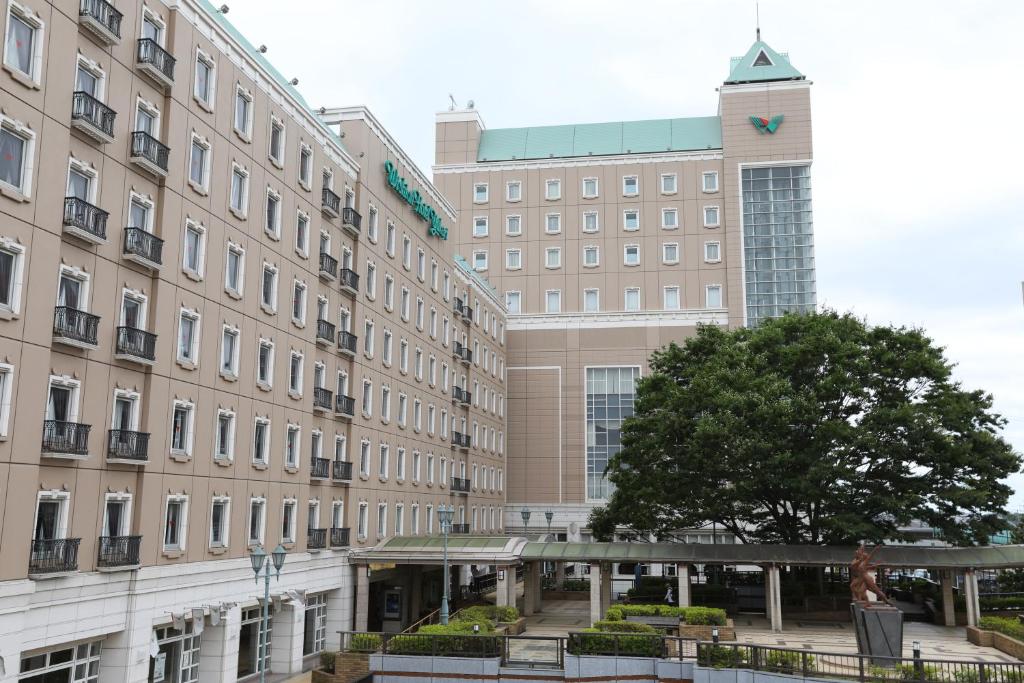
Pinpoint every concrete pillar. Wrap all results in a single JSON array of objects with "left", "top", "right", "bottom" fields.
[
  {"left": 270, "top": 601, "right": 305, "bottom": 675},
  {"left": 677, "top": 564, "right": 691, "bottom": 608},
  {"left": 508, "top": 565, "right": 519, "bottom": 608},
  {"left": 940, "top": 570, "right": 956, "bottom": 627},
  {"left": 600, "top": 564, "right": 612, "bottom": 616},
  {"left": 198, "top": 605, "right": 241, "bottom": 683},
  {"left": 964, "top": 569, "right": 980, "bottom": 627},
  {"left": 534, "top": 562, "right": 544, "bottom": 613},
  {"left": 524, "top": 562, "right": 536, "bottom": 616},
  {"left": 325, "top": 582, "right": 353, "bottom": 652},
  {"left": 555, "top": 561, "right": 566, "bottom": 589},
  {"left": 589, "top": 562, "right": 602, "bottom": 626},
  {"left": 496, "top": 565, "right": 512, "bottom": 607},
  {"left": 766, "top": 565, "right": 783, "bottom": 633},
  {"left": 355, "top": 565, "right": 370, "bottom": 631}
]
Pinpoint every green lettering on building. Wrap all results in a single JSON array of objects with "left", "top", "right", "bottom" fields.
[{"left": 383, "top": 160, "right": 448, "bottom": 240}]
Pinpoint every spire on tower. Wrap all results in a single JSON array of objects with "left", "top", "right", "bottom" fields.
[{"left": 756, "top": 1, "right": 761, "bottom": 41}]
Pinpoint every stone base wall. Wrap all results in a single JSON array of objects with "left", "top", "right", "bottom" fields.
[
  {"left": 967, "top": 627, "right": 1024, "bottom": 660},
  {"left": 314, "top": 652, "right": 370, "bottom": 683},
  {"left": 543, "top": 590, "right": 590, "bottom": 602},
  {"left": 680, "top": 619, "right": 735, "bottom": 641}
]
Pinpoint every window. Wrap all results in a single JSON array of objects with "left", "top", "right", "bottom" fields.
[
  {"left": 0, "top": 363, "right": 12, "bottom": 437},
  {"left": 545, "top": 247, "right": 561, "bottom": 269},
  {"left": 248, "top": 498, "right": 266, "bottom": 545},
  {"left": 299, "top": 143, "right": 312, "bottom": 188},
  {"left": 662, "top": 208, "right": 679, "bottom": 229},
  {"left": 624, "top": 244, "right": 640, "bottom": 266},
  {"left": 545, "top": 179, "right": 561, "bottom": 200},
  {"left": 506, "top": 181, "right": 521, "bottom": 201},
  {"left": 182, "top": 220, "right": 205, "bottom": 276},
  {"left": 376, "top": 503, "right": 387, "bottom": 537},
  {"left": 164, "top": 496, "right": 188, "bottom": 551},
  {"left": 292, "top": 280, "right": 307, "bottom": 325},
  {"left": 545, "top": 213, "right": 561, "bottom": 234},
  {"left": 382, "top": 329, "right": 393, "bottom": 365},
  {"left": 357, "top": 503, "right": 368, "bottom": 539},
  {"left": 210, "top": 497, "right": 230, "bottom": 547},
  {"left": 663, "top": 242, "right": 680, "bottom": 264},
  {"left": 0, "top": 115, "right": 34, "bottom": 197},
  {"left": 359, "top": 439, "right": 370, "bottom": 475},
  {"left": 225, "top": 243, "right": 244, "bottom": 296},
  {"left": 472, "top": 250, "right": 487, "bottom": 271},
  {"left": 706, "top": 285, "right": 723, "bottom": 308},
  {"left": 177, "top": 309, "right": 200, "bottom": 364},
  {"left": 702, "top": 171, "right": 719, "bottom": 193},
  {"left": 285, "top": 425, "right": 300, "bottom": 469},
  {"left": 170, "top": 401, "right": 194, "bottom": 455},
  {"left": 505, "top": 291, "right": 521, "bottom": 314},
  {"left": 416, "top": 297, "right": 425, "bottom": 329},
  {"left": 402, "top": 236, "right": 412, "bottom": 269},
  {"left": 623, "top": 210, "right": 639, "bottom": 231},
  {"left": 289, "top": 351, "right": 303, "bottom": 394},
  {"left": 473, "top": 183, "right": 488, "bottom": 203},
  {"left": 664, "top": 286, "right": 681, "bottom": 310},
  {"left": 704, "top": 241, "right": 721, "bottom": 263},
  {"left": 266, "top": 188, "right": 282, "bottom": 238},
  {"left": 661, "top": 173, "right": 678, "bottom": 194},
  {"left": 364, "top": 319, "right": 375, "bottom": 357},
  {"left": 397, "top": 393, "right": 407, "bottom": 427},
  {"left": 582, "top": 177, "right": 598, "bottom": 198},
  {"left": 0, "top": 240, "right": 25, "bottom": 314},
  {"left": 220, "top": 325, "right": 240, "bottom": 378},
  {"left": 583, "top": 288, "right": 599, "bottom": 313},
  {"left": 400, "top": 286, "right": 410, "bottom": 320},
  {"left": 504, "top": 214, "right": 522, "bottom": 236},
  {"left": 386, "top": 221, "right": 396, "bottom": 256},
  {"left": 623, "top": 175, "right": 639, "bottom": 196},
  {"left": 234, "top": 86, "right": 253, "bottom": 138},
  {"left": 624, "top": 288, "right": 641, "bottom": 312},
  {"left": 473, "top": 216, "right": 488, "bottom": 237},
  {"left": 703, "top": 205, "right": 720, "bottom": 227},
  {"left": 193, "top": 50, "right": 215, "bottom": 108},
  {"left": 366, "top": 261, "right": 377, "bottom": 299},
  {"left": 583, "top": 245, "right": 599, "bottom": 267},
  {"left": 380, "top": 385, "right": 391, "bottom": 422},
  {"left": 4, "top": 3, "right": 43, "bottom": 84},
  {"left": 414, "top": 347, "right": 424, "bottom": 379},
  {"left": 215, "top": 410, "right": 235, "bottom": 462},
  {"left": 586, "top": 366, "right": 640, "bottom": 499},
  {"left": 261, "top": 263, "right": 278, "bottom": 311},
  {"left": 253, "top": 418, "right": 270, "bottom": 464},
  {"left": 395, "top": 504, "right": 404, "bottom": 536},
  {"left": 268, "top": 117, "right": 285, "bottom": 166},
  {"left": 230, "top": 164, "right": 249, "bottom": 216},
  {"left": 188, "top": 134, "right": 211, "bottom": 192},
  {"left": 257, "top": 339, "right": 274, "bottom": 386},
  {"left": 583, "top": 211, "right": 599, "bottom": 233},
  {"left": 505, "top": 249, "right": 521, "bottom": 270},
  {"left": 431, "top": 261, "right": 439, "bottom": 290},
  {"left": 545, "top": 290, "right": 561, "bottom": 313}
]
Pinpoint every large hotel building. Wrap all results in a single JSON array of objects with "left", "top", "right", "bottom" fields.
[{"left": 0, "top": 0, "right": 813, "bottom": 681}]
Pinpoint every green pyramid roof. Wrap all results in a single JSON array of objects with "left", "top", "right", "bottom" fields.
[{"left": 725, "top": 40, "right": 805, "bottom": 85}]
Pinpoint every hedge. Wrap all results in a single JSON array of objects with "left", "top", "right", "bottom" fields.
[
  {"left": 979, "top": 616, "right": 1024, "bottom": 641},
  {"left": 457, "top": 605, "right": 520, "bottom": 624},
  {"left": 592, "top": 619, "right": 658, "bottom": 634},
  {"left": 762, "top": 650, "right": 816, "bottom": 674},
  {"left": 605, "top": 604, "right": 727, "bottom": 625},
  {"left": 347, "top": 633, "right": 383, "bottom": 652},
  {"left": 980, "top": 596, "right": 1024, "bottom": 611},
  {"left": 568, "top": 630, "right": 664, "bottom": 657},
  {"left": 418, "top": 620, "right": 495, "bottom": 635},
  {"left": 561, "top": 579, "right": 590, "bottom": 592},
  {"left": 386, "top": 632, "right": 501, "bottom": 657},
  {"left": 698, "top": 645, "right": 747, "bottom": 668}
]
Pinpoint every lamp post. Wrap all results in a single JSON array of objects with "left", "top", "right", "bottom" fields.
[
  {"left": 545, "top": 510, "right": 553, "bottom": 536},
  {"left": 249, "top": 544, "right": 287, "bottom": 683},
  {"left": 439, "top": 504, "right": 455, "bottom": 625},
  {"left": 520, "top": 508, "right": 531, "bottom": 533}
]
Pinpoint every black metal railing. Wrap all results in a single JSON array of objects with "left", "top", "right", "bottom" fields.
[
  {"left": 308, "top": 528, "right": 327, "bottom": 549},
  {"left": 451, "top": 477, "right": 471, "bottom": 493},
  {"left": 79, "top": 0, "right": 123, "bottom": 38},
  {"left": 332, "top": 460, "right": 353, "bottom": 482},
  {"left": 342, "top": 207, "right": 362, "bottom": 231},
  {"left": 311, "top": 457, "right": 330, "bottom": 479},
  {"left": 450, "top": 523, "right": 470, "bottom": 534},
  {"left": 316, "top": 319, "right": 335, "bottom": 343},
  {"left": 29, "top": 538, "right": 81, "bottom": 574},
  {"left": 338, "top": 330, "right": 358, "bottom": 354},
  {"left": 453, "top": 342, "right": 472, "bottom": 364},
  {"left": 123, "top": 227, "right": 164, "bottom": 265},
  {"left": 71, "top": 91, "right": 116, "bottom": 138},
  {"left": 460, "top": 390, "right": 472, "bottom": 406},
  {"left": 451, "top": 386, "right": 466, "bottom": 404},
  {"left": 462, "top": 306, "right": 474, "bottom": 321},
  {"left": 53, "top": 306, "right": 100, "bottom": 346},
  {"left": 136, "top": 38, "right": 175, "bottom": 82},
  {"left": 97, "top": 535, "right": 141, "bottom": 567},
  {"left": 322, "top": 187, "right": 341, "bottom": 215},
  {"left": 313, "top": 387, "right": 333, "bottom": 411},
  {"left": 451, "top": 432, "right": 470, "bottom": 449},
  {"left": 42, "top": 420, "right": 91, "bottom": 455},
  {"left": 319, "top": 252, "right": 338, "bottom": 278},
  {"left": 453, "top": 298, "right": 464, "bottom": 314},
  {"left": 338, "top": 268, "right": 360, "bottom": 293},
  {"left": 116, "top": 326, "right": 157, "bottom": 361},
  {"left": 107, "top": 429, "right": 149, "bottom": 461},
  {"left": 63, "top": 196, "right": 108, "bottom": 240},
  {"left": 330, "top": 527, "right": 351, "bottom": 547},
  {"left": 336, "top": 395, "right": 355, "bottom": 417},
  {"left": 130, "top": 131, "right": 170, "bottom": 172}
]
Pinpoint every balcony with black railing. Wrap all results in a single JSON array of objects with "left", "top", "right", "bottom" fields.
[
  {"left": 451, "top": 477, "right": 471, "bottom": 494},
  {"left": 310, "top": 457, "right": 330, "bottom": 480},
  {"left": 313, "top": 387, "right": 333, "bottom": 412},
  {"left": 53, "top": 306, "right": 100, "bottom": 349},
  {"left": 319, "top": 252, "right": 338, "bottom": 280},
  {"left": 29, "top": 538, "right": 81, "bottom": 575},
  {"left": 321, "top": 187, "right": 341, "bottom": 217},
  {"left": 332, "top": 459, "right": 353, "bottom": 483},
  {"left": 79, "top": 0, "right": 123, "bottom": 44},
  {"left": 129, "top": 131, "right": 170, "bottom": 177},
  {"left": 97, "top": 535, "right": 141, "bottom": 568},
  {"left": 337, "top": 330, "right": 357, "bottom": 356},
  {"left": 123, "top": 227, "right": 163, "bottom": 268},
  {"left": 451, "top": 385, "right": 465, "bottom": 404},
  {"left": 342, "top": 207, "right": 361, "bottom": 236},
  {"left": 330, "top": 527, "right": 351, "bottom": 548},
  {"left": 71, "top": 91, "right": 116, "bottom": 143},
  {"left": 451, "top": 431, "right": 470, "bottom": 450},
  {"left": 136, "top": 38, "right": 175, "bottom": 88},
  {"left": 115, "top": 326, "right": 157, "bottom": 364},
  {"left": 453, "top": 297, "right": 464, "bottom": 314},
  {"left": 307, "top": 528, "right": 327, "bottom": 550},
  {"left": 316, "top": 319, "right": 335, "bottom": 346},
  {"left": 107, "top": 429, "right": 149, "bottom": 463},
  {"left": 462, "top": 305, "right": 474, "bottom": 322},
  {"left": 453, "top": 342, "right": 472, "bottom": 365},
  {"left": 449, "top": 523, "right": 470, "bottom": 534},
  {"left": 42, "top": 420, "right": 91, "bottom": 457},
  {"left": 338, "top": 267, "right": 359, "bottom": 296},
  {"left": 63, "top": 196, "right": 108, "bottom": 243},
  {"left": 335, "top": 394, "right": 356, "bottom": 419}
]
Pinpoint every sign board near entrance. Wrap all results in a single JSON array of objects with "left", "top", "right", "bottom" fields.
[{"left": 383, "top": 160, "right": 448, "bottom": 240}]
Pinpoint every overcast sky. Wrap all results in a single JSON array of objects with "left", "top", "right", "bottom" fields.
[{"left": 228, "top": 0, "right": 1024, "bottom": 508}]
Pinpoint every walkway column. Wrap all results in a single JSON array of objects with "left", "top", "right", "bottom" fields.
[
  {"left": 269, "top": 600, "right": 304, "bottom": 675},
  {"left": 198, "top": 604, "right": 241, "bottom": 683},
  {"left": 496, "top": 565, "right": 513, "bottom": 607},
  {"left": 940, "top": 570, "right": 956, "bottom": 627},
  {"left": 534, "top": 562, "right": 544, "bottom": 613},
  {"left": 964, "top": 569, "right": 980, "bottom": 627},
  {"left": 766, "top": 564, "right": 783, "bottom": 633},
  {"left": 555, "top": 561, "right": 566, "bottom": 589},
  {"left": 677, "top": 564, "right": 691, "bottom": 607},
  {"left": 355, "top": 565, "right": 370, "bottom": 631},
  {"left": 589, "top": 562, "right": 603, "bottom": 625},
  {"left": 600, "top": 564, "right": 612, "bottom": 616},
  {"left": 524, "top": 562, "right": 536, "bottom": 616}
]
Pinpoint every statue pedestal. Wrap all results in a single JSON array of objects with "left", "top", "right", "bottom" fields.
[{"left": 850, "top": 602, "right": 903, "bottom": 665}]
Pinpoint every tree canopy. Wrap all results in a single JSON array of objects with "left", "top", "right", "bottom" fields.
[{"left": 589, "top": 312, "right": 1020, "bottom": 546}]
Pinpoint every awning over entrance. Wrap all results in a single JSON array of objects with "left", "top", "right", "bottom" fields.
[{"left": 351, "top": 535, "right": 528, "bottom": 566}]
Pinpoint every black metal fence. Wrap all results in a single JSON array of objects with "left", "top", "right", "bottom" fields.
[
  {"left": 330, "top": 527, "right": 350, "bottom": 547},
  {"left": 54, "top": 306, "right": 100, "bottom": 346},
  {"left": 97, "top": 535, "right": 141, "bottom": 567},
  {"left": 107, "top": 429, "right": 149, "bottom": 461},
  {"left": 71, "top": 91, "right": 116, "bottom": 137},
  {"left": 342, "top": 207, "right": 362, "bottom": 230},
  {"left": 322, "top": 188, "right": 341, "bottom": 215},
  {"left": 307, "top": 528, "right": 327, "bottom": 550},
  {"left": 42, "top": 419, "right": 91, "bottom": 455},
  {"left": 30, "top": 538, "right": 81, "bottom": 574},
  {"left": 116, "top": 326, "right": 157, "bottom": 361},
  {"left": 123, "top": 227, "right": 164, "bottom": 265},
  {"left": 332, "top": 460, "right": 353, "bottom": 482},
  {"left": 335, "top": 394, "right": 356, "bottom": 417},
  {"left": 64, "top": 196, "right": 108, "bottom": 239},
  {"left": 130, "top": 131, "right": 170, "bottom": 172},
  {"left": 310, "top": 457, "right": 330, "bottom": 479},
  {"left": 338, "top": 268, "right": 360, "bottom": 293},
  {"left": 136, "top": 38, "right": 176, "bottom": 81},
  {"left": 338, "top": 330, "right": 358, "bottom": 354},
  {"left": 319, "top": 252, "right": 338, "bottom": 278},
  {"left": 80, "top": 0, "right": 123, "bottom": 38},
  {"left": 316, "top": 319, "right": 336, "bottom": 343}
]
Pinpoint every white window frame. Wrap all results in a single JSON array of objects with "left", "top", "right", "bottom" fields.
[
  {"left": 253, "top": 417, "right": 271, "bottom": 465},
  {"left": 661, "top": 207, "right": 679, "bottom": 230},
  {"left": 0, "top": 362, "right": 13, "bottom": 437},
  {"left": 257, "top": 338, "right": 274, "bottom": 388},
  {"left": 192, "top": 47, "right": 216, "bottom": 110},
  {"left": 545, "top": 289, "right": 561, "bottom": 314},
  {"left": 582, "top": 177, "right": 599, "bottom": 199},
  {"left": 176, "top": 307, "right": 200, "bottom": 365},
  {"left": 214, "top": 408, "right": 236, "bottom": 462},
  {"left": 473, "top": 216, "right": 488, "bottom": 238},
  {"left": 706, "top": 284, "right": 723, "bottom": 309},
  {"left": 662, "top": 242, "right": 680, "bottom": 265},
  {"left": 233, "top": 84, "right": 253, "bottom": 140},
  {"left": 223, "top": 241, "right": 245, "bottom": 298},
  {"left": 220, "top": 324, "right": 241, "bottom": 379},
  {"left": 298, "top": 142, "right": 313, "bottom": 189},
  {"left": 663, "top": 286, "right": 681, "bottom": 311},
  {"left": 261, "top": 262, "right": 278, "bottom": 312},
  {"left": 4, "top": 2, "right": 45, "bottom": 86},
  {"left": 289, "top": 350, "right": 304, "bottom": 396},
  {"left": 582, "top": 211, "right": 599, "bottom": 233},
  {"left": 702, "top": 171, "right": 720, "bottom": 193},
  {"left": 622, "top": 175, "right": 639, "bottom": 197},
  {"left": 505, "top": 214, "right": 522, "bottom": 236},
  {"left": 291, "top": 279, "right": 307, "bottom": 326},
  {"left": 624, "top": 244, "right": 640, "bottom": 266},
  {"left": 248, "top": 496, "right": 267, "bottom": 546},
  {"left": 704, "top": 240, "right": 722, "bottom": 263},
  {"left": 544, "top": 179, "right": 561, "bottom": 200},
  {"left": 265, "top": 186, "right": 282, "bottom": 239},
  {"left": 624, "top": 287, "right": 641, "bottom": 312},
  {"left": 268, "top": 115, "right": 286, "bottom": 168},
  {"left": 209, "top": 496, "right": 230, "bottom": 548},
  {"left": 505, "top": 249, "right": 522, "bottom": 271},
  {"left": 583, "top": 288, "right": 600, "bottom": 313},
  {"left": 623, "top": 209, "right": 639, "bottom": 232},
  {"left": 229, "top": 162, "right": 250, "bottom": 218},
  {"left": 473, "top": 182, "right": 488, "bottom": 203},
  {"left": 181, "top": 219, "right": 206, "bottom": 278},
  {"left": 472, "top": 250, "right": 488, "bottom": 272},
  {"left": 545, "top": 247, "right": 562, "bottom": 269},
  {"left": 170, "top": 399, "right": 196, "bottom": 456},
  {"left": 545, "top": 213, "right": 561, "bottom": 235},
  {"left": 582, "top": 245, "right": 599, "bottom": 268},
  {"left": 506, "top": 181, "right": 521, "bottom": 202},
  {"left": 703, "top": 205, "right": 721, "bottom": 227},
  {"left": 660, "top": 173, "right": 678, "bottom": 195},
  {"left": 0, "top": 237, "right": 26, "bottom": 314},
  {"left": 163, "top": 495, "right": 189, "bottom": 552}
]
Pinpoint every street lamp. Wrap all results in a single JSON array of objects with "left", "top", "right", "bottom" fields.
[
  {"left": 545, "top": 510, "right": 554, "bottom": 536},
  {"left": 249, "top": 544, "right": 287, "bottom": 683},
  {"left": 520, "top": 508, "right": 531, "bottom": 532},
  {"left": 438, "top": 505, "right": 455, "bottom": 625}
]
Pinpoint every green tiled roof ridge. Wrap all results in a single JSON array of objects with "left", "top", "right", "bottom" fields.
[{"left": 725, "top": 39, "right": 805, "bottom": 84}]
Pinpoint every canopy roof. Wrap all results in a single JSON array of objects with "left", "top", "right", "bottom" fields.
[
  {"left": 352, "top": 535, "right": 527, "bottom": 566},
  {"left": 725, "top": 40, "right": 806, "bottom": 85}
]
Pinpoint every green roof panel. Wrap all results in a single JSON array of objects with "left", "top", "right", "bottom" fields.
[
  {"left": 524, "top": 125, "right": 575, "bottom": 160},
  {"left": 572, "top": 122, "right": 622, "bottom": 156},
  {"left": 622, "top": 119, "right": 672, "bottom": 154},
  {"left": 725, "top": 40, "right": 805, "bottom": 85}
]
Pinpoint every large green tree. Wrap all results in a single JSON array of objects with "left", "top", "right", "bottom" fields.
[{"left": 589, "top": 312, "right": 1020, "bottom": 546}]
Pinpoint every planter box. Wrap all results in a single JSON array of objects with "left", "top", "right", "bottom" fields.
[
  {"left": 543, "top": 589, "right": 590, "bottom": 601},
  {"left": 966, "top": 626, "right": 1024, "bottom": 659},
  {"left": 680, "top": 618, "right": 735, "bottom": 641},
  {"left": 314, "top": 652, "right": 369, "bottom": 683},
  {"left": 501, "top": 617, "right": 527, "bottom": 635}
]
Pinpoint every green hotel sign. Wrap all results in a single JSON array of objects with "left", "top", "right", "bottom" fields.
[{"left": 383, "top": 160, "right": 448, "bottom": 240}]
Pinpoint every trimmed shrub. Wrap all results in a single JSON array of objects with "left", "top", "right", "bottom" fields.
[
  {"left": 561, "top": 579, "right": 590, "bottom": 592},
  {"left": 458, "top": 605, "right": 519, "bottom": 624},
  {"left": 603, "top": 604, "right": 727, "bottom": 625},
  {"left": 763, "top": 650, "right": 815, "bottom": 674},
  {"left": 568, "top": 629, "right": 664, "bottom": 657},
  {"left": 980, "top": 596, "right": 1024, "bottom": 611},
  {"left": 348, "top": 633, "right": 382, "bottom": 652},
  {"left": 698, "top": 645, "right": 747, "bottom": 668},
  {"left": 593, "top": 620, "right": 658, "bottom": 634},
  {"left": 319, "top": 651, "right": 336, "bottom": 673},
  {"left": 868, "top": 664, "right": 948, "bottom": 683},
  {"left": 681, "top": 607, "right": 728, "bottom": 625},
  {"left": 980, "top": 616, "right": 1024, "bottom": 641},
  {"left": 387, "top": 629, "right": 500, "bottom": 657}
]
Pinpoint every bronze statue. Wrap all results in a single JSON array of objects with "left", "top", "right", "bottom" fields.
[{"left": 850, "top": 543, "right": 891, "bottom": 605}]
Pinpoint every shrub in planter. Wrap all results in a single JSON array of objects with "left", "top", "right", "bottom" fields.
[
  {"left": 388, "top": 626, "right": 500, "bottom": 657},
  {"left": 419, "top": 620, "right": 495, "bottom": 635},
  {"left": 698, "top": 645, "right": 747, "bottom": 668},
  {"left": 569, "top": 629, "right": 664, "bottom": 657},
  {"left": 348, "top": 633, "right": 382, "bottom": 652},
  {"left": 681, "top": 607, "right": 727, "bottom": 625},
  {"left": 593, "top": 620, "right": 658, "bottom": 634},
  {"left": 979, "top": 616, "right": 1024, "bottom": 641},
  {"left": 318, "top": 651, "right": 336, "bottom": 673},
  {"left": 561, "top": 579, "right": 590, "bottom": 592},
  {"left": 763, "top": 650, "right": 814, "bottom": 674},
  {"left": 604, "top": 604, "right": 727, "bottom": 625},
  {"left": 458, "top": 605, "right": 519, "bottom": 624}
]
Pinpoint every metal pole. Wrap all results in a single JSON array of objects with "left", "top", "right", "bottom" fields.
[
  {"left": 260, "top": 563, "right": 269, "bottom": 683},
  {"left": 441, "top": 510, "right": 450, "bottom": 625}
]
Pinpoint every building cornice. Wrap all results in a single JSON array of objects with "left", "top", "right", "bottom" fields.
[
  {"left": 717, "top": 80, "right": 813, "bottom": 95},
  {"left": 433, "top": 149, "right": 724, "bottom": 175},
  {"left": 507, "top": 309, "right": 727, "bottom": 331}
]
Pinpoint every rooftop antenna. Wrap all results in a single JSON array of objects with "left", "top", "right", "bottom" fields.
[
  {"left": 448, "top": 94, "right": 457, "bottom": 111},
  {"left": 755, "top": 1, "right": 761, "bottom": 41}
]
